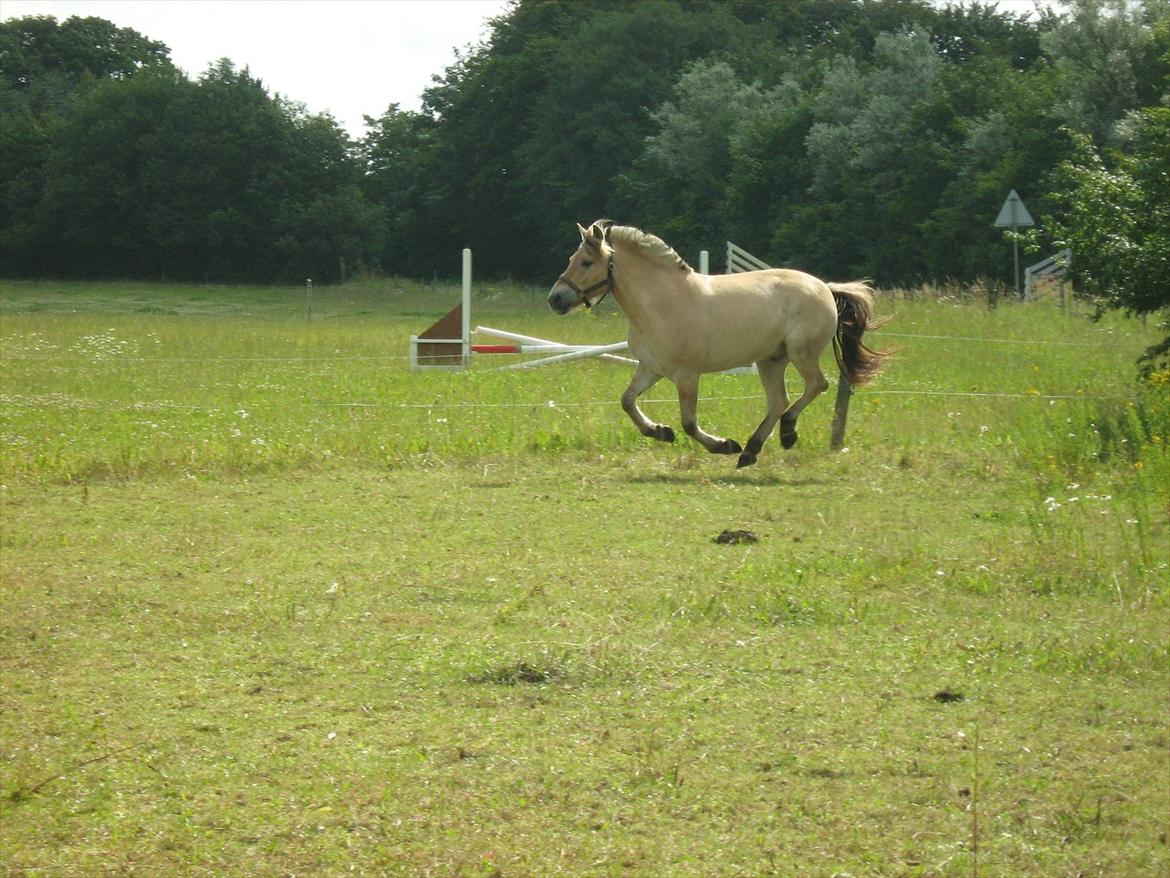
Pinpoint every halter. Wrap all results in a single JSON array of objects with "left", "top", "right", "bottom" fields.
[{"left": 556, "top": 257, "right": 614, "bottom": 310}]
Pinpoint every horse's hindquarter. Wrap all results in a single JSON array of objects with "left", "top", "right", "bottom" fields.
[
  {"left": 615, "top": 257, "right": 836, "bottom": 378},
  {"left": 689, "top": 271, "right": 836, "bottom": 371}
]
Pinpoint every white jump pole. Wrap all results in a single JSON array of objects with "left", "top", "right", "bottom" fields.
[
  {"left": 476, "top": 325, "right": 636, "bottom": 365},
  {"left": 494, "top": 340, "right": 632, "bottom": 370},
  {"left": 412, "top": 249, "right": 635, "bottom": 370}
]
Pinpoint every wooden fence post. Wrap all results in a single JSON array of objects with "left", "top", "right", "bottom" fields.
[{"left": 830, "top": 367, "right": 853, "bottom": 450}]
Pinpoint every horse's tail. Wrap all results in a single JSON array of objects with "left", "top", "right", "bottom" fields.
[{"left": 828, "top": 281, "right": 893, "bottom": 386}]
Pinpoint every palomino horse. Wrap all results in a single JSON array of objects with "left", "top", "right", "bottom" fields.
[{"left": 548, "top": 220, "right": 889, "bottom": 467}]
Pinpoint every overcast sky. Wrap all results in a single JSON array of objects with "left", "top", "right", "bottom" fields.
[
  {"left": 0, "top": 0, "right": 513, "bottom": 137},
  {"left": 3, "top": 0, "right": 1060, "bottom": 138}
]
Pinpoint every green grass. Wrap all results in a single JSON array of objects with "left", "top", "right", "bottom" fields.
[{"left": 1, "top": 279, "right": 1167, "bottom": 876}]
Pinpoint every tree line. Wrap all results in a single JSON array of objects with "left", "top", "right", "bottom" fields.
[{"left": 1, "top": 1, "right": 1166, "bottom": 307}]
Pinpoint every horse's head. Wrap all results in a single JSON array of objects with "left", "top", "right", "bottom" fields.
[{"left": 548, "top": 220, "right": 614, "bottom": 314}]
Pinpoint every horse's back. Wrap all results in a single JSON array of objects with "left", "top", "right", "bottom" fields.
[
  {"left": 673, "top": 269, "right": 836, "bottom": 371},
  {"left": 705, "top": 268, "right": 836, "bottom": 333}
]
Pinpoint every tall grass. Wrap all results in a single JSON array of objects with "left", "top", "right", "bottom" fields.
[
  {"left": 2, "top": 279, "right": 1167, "bottom": 877},
  {"left": 2, "top": 278, "right": 1164, "bottom": 487}
]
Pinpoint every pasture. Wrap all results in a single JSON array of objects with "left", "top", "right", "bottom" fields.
[{"left": 1, "top": 278, "right": 1167, "bottom": 877}]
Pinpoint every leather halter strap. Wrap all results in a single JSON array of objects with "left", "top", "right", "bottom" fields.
[{"left": 555, "top": 258, "right": 614, "bottom": 310}]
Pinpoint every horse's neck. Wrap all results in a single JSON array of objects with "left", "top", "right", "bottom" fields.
[{"left": 610, "top": 245, "right": 691, "bottom": 330}]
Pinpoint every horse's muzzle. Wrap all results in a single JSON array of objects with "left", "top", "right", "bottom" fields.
[{"left": 548, "top": 286, "right": 575, "bottom": 314}]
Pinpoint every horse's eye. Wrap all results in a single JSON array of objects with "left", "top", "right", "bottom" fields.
[{"left": 582, "top": 260, "right": 594, "bottom": 268}]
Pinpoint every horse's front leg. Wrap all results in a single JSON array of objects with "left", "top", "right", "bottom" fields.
[
  {"left": 622, "top": 362, "right": 674, "bottom": 443},
  {"left": 676, "top": 374, "right": 742, "bottom": 455}
]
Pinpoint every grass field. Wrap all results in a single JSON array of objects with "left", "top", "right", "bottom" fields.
[{"left": 1, "top": 278, "right": 1167, "bottom": 877}]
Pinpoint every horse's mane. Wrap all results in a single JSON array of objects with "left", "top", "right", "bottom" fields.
[{"left": 604, "top": 223, "right": 692, "bottom": 273}]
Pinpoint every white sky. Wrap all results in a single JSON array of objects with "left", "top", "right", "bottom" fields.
[{"left": 0, "top": 0, "right": 513, "bottom": 137}]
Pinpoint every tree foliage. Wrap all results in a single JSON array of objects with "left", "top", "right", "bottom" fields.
[
  {"left": 0, "top": 0, "right": 1167, "bottom": 314},
  {"left": 1038, "top": 112, "right": 1170, "bottom": 368},
  {"left": 0, "top": 17, "right": 383, "bottom": 282}
]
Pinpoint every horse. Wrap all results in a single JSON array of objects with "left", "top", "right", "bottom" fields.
[{"left": 547, "top": 220, "right": 890, "bottom": 467}]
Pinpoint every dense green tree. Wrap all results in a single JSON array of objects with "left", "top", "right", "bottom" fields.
[
  {"left": 515, "top": 0, "right": 745, "bottom": 229},
  {"left": 0, "top": 15, "right": 175, "bottom": 276},
  {"left": 1038, "top": 112, "right": 1170, "bottom": 369},
  {"left": 1, "top": 18, "right": 382, "bottom": 282},
  {"left": 918, "top": 44, "right": 1066, "bottom": 282},
  {"left": 359, "top": 106, "right": 443, "bottom": 276},
  {"left": 3, "top": 1, "right": 1167, "bottom": 293},
  {"left": 401, "top": 0, "right": 751, "bottom": 277},
  {"left": 35, "top": 61, "right": 305, "bottom": 279},
  {"left": 0, "top": 14, "right": 171, "bottom": 92},
  {"left": 787, "top": 28, "right": 949, "bottom": 280},
  {"left": 624, "top": 60, "right": 801, "bottom": 261},
  {"left": 1042, "top": 0, "right": 1168, "bottom": 145}
]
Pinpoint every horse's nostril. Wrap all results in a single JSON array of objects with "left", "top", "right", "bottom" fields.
[{"left": 548, "top": 288, "right": 571, "bottom": 313}]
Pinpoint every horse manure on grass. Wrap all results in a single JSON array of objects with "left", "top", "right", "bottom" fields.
[
  {"left": 714, "top": 529, "right": 759, "bottom": 545},
  {"left": 469, "top": 661, "right": 560, "bottom": 686},
  {"left": 933, "top": 689, "right": 964, "bottom": 703}
]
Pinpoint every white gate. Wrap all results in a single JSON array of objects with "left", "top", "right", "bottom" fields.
[
  {"left": 1024, "top": 249, "right": 1071, "bottom": 301},
  {"left": 726, "top": 241, "right": 771, "bottom": 273}
]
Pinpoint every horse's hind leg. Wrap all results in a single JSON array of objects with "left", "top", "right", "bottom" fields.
[
  {"left": 777, "top": 347, "right": 830, "bottom": 449},
  {"left": 737, "top": 357, "right": 789, "bottom": 468},
  {"left": 676, "top": 373, "right": 742, "bottom": 455},
  {"left": 622, "top": 362, "right": 674, "bottom": 443}
]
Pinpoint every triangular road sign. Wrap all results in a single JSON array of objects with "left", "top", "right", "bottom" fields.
[{"left": 994, "top": 189, "right": 1034, "bottom": 227}]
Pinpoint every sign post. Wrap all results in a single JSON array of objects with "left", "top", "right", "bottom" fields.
[{"left": 993, "top": 189, "right": 1035, "bottom": 298}]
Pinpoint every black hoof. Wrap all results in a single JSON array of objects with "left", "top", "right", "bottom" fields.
[
  {"left": 716, "top": 438, "right": 743, "bottom": 455},
  {"left": 736, "top": 452, "right": 757, "bottom": 468},
  {"left": 780, "top": 430, "right": 798, "bottom": 450},
  {"left": 650, "top": 425, "right": 675, "bottom": 443}
]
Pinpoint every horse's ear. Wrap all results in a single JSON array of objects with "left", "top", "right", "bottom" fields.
[{"left": 579, "top": 221, "right": 604, "bottom": 251}]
